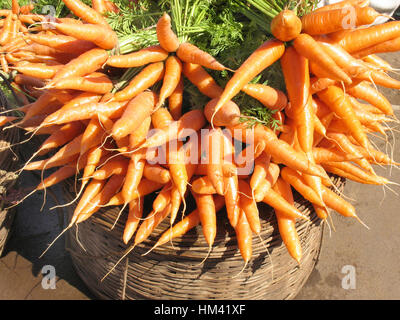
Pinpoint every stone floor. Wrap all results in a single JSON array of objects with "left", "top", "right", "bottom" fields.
[{"left": 0, "top": 52, "right": 399, "bottom": 300}]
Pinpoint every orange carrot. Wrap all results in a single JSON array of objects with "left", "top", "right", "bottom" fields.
[
  {"left": 211, "top": 39, "right": 285, "bottom": 126},
  {"left": 122, "top": 197, "right": 143, "bottom": 244},
  {"left": 338, "top": 21, "right": 400, "bottom": 53},
  {"left": 143, "top": 163, "right": 171, "bottom": 184},
  {"left": 293, "top": 33, "right": 352, "bottom": 84},
  {"left": 301, "top": 6, "right": 382, "bottom": 35},
  {"left": 280, "top": 46, "right": 310, "bottom": 118},
  {"left": 156, "top": 12, "right": 180, "bottom": 52},
  {"left": 51, "top": 73, "right": 113, "bottom": 94},
  {"left": 234, "top": 208, "right": 253, "bottom": 264},
  {"left": 242, "top": 83, "right": 287, "bottom": 111},
  {"left": 62, "top": 0, "right": 110, "bottom": 27},
  {"left": 204, "top": 98, "right": 240, "bottom": 127},
  {"left": 177, "top": 42, "right": 228, "bottom": 71},
  {"left": 192, "top": 191, "right": 217, "bottom": 247},
  {"left": 54, "top": 22, "right": 118, "bottom": 50},
  {"left": 77, "top": 174, "right": 125, "bottom": 222},
  {"left": 152, "top": 195, "right": 225, "bottom": 250},
  {"left": 204, "top": 128, "right": 225, "bottom": 195},
  {"left": 157, "top": 55, "right": 182, "bottom": 108},
  {"left": 317, "top": 85, "right": 371, "bottom": 149},
  {"left": 272, "top": 177, "right": 302, "bottom": 263},
  {"left": 182, "top": 62, "right": 224, "bottom": 98},
  {"left": 113, "top": 62, "right": 164, "bottom": 102},
  {"left": 168, "top": 77, "right": 183, "bottom": 120},
  {"left": 50, "top": 48, "right": 109, "bottom": 84},
  {"left": 106, "top": 45, "right": 168, "bottom": 68},
  {"left": 314, "top": 0, "right": 369, "bottom": 12},
  {"left": 270, "top": 9, "right": 302, "bottom": 41},
  {"left": 238, "top": 179, "right": 261, "bottom": 234},
  {"left": 129, "top": 116, "right": 152, "bottom": 149},
  {"left": 112, "top": 91, "right": 157, "bottom": 140}
]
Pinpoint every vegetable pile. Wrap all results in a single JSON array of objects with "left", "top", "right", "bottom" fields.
[{"left": 1, "top": 0, "right": 400, "bottom": 276}]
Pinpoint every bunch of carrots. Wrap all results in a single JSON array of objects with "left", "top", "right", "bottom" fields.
[{"left": 0, "top": 0, "right": 399, "bottom": 277}]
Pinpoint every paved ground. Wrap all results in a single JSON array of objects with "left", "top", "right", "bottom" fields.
[{"left": 0, "top": 52, "right": 399, "bottom": 300}]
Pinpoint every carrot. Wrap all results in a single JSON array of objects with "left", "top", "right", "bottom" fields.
[
  {"left": 272, "top": 177, "right": 302, "bottom": 263},
  {"left": 238, "top": 179, "right": 261, "bottom": 234},
  {"left": 105, "top": 179, "right": 164, "bottom": 206},
  {"left": 54, "top": 22, "right": 118, "bottom": 50},
  {"left": 106, "top": 45, "right": 168, "bottom": 68},
  {"left": 134, "top": 204, "right": 172, "bottom": 246},
  {"left": 270, "top": 9, "right": 302, "bottom": 42},
  {"left": 312, "top": 147, "right": 360, "bottom": 163},
  {"left": 50, "top": 48, "right": 109, "bottom": 84},
  {"left": 230, "top": 123, "right": 327, "bottom": 179},
  {"left": 346, "top": 81, "right": 393, "bottom": 116},
  {"left": 167, "top": 140, "right": 188, "bottom": 208},
  {"left": 42, "top": 100, "right": 127, "bottom": 126},
  {"left": 192, "top": 191, "right": 217, "bottom": 247},
  {"left": 92, "top": 0, "right": 108, "bottom": 13},
  {"left": 317, "top": 86, "right": 371, "bottom": 150},
  {"left": 280, "top": 167, "right": 325, "bottom": 207},
  {"left": 153, "top": 183, "right": 172, "bottom": 214},
  {"left": 13, "top": 74, "right": 46, "bottom": 88},
  {"left": 250, "top": 152, "right": 271, "bottom": 193},
  {"left": 0, "top": 13, "right": 13, "bottom": 45},
  {"left": 77, "top": 174, "right": 125, "bottom": 222},
  {"left": 293, "top": 33, "right": 352, "bottom": 84},
  {"left": 232, "top": 208, "right": 252, "bottom": 265},
  {"left": 81, "top": 146, "right": 111, "bottom": 184},
  {"left": 362, "top": 54, "right": 394, "bottom": 72},
  {"left": 70, "top": 178, "right": 107, "bottom": 225},
  {"left": 121, "top": 150, "right": 146, "bottom": 204},
  {"left": 27, "top": 33, "right": 96, "bottom": 55},
  {"left": 150, "top": 195, "right": 224, "bottom": 250},
  {"left": 242, "top": 83, "right": 287, "bottom": 111},
  {"left": 112, "top": 91, "right": 157, "bottom": 140},
  {"left": 37, "top": 121, "right": 85, "bottom": 156},
  {"left": 168, "top": 77, "right": 183, "bottom": 120},
  {"left": 143, "top": 163, "right": 171, "bottom": 184},
  {"left": 157, "top": 55, "right": 182, "bottom": 109},
  {"left": 177, "top": 42, "right": 228, "bottom": 71},
  {"left": 326, "top": 132, "right": 375, "bottom": 174},
  {"left": 301, "top": 6, "right": 382, "bottom": 36},
  {"left": 42, "top": 92, "right": 101, "bottom": 124},
  {"left": 203, "top": 128, "right": 225, "bottom": 195},
  {"left": 61, "top": 0, "right": 110, "bottom": 27},
  {"left": 224, "top": 174, "right": 240, "bottom": 228},
  {"left": 321, "top": 184, "right": 358, "bottom": 218},
  {"left": 322, "top": 161, "right": 388, "bottom": 185},
  {"left": 211, "top": 39, "right": 285, "bottom": 126},
  {"left": 156, "top": 12, "right": 180, "bottom": 52},
  {"left": 0, "top": 116, "right": 17, "bottom": 127},
  {"left": 0, "top": 54, "right": 9, "bottom": 73},
  {"left": 128, "top": 116, "right": 152, "bottom": 149},
  {"left": 12, "top": 63, "right": 62, "bottom": 79},
  {"left": 338, "top": 21, "right": 400, "bottom": 53},
  {"left": 263, "top": 187, "right": 309, "bottom": 221},
  {"left": 139, "top": 109, "right": 206, "bottom": 149},
  {"left": 182, "top": 62, "right": 223, "bottom": 99},
  {"left": 203, "top": 98, "right": 240, "bottom": 127},
  {"left": 122, "top": 197, "right": 144, "bottom": 244},
  {"left": 314, "top": 0, "right": 369, "bottom": 12},
  {"left": 20, "top": 3, "right": 34, "bottom": 14},
  {"left": 280, "top": 46, "right": 310, "bottom": 118},
  {"left": 50, "top": 74, "right": 113, "bottom": 94},
  {"left": 113, "top": 62, "right": 164, "bottom": 102}
]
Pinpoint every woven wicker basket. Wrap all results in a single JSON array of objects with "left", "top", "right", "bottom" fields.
[
  {"left": 63, "top": 176, "right": 345, "bottom": 300},
  {"left": 0, "top": 113, "right": 19, "bottom": 257}
]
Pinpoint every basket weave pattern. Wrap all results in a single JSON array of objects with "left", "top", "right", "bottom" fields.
[{"left": 64, "top": 177, "right": 345, "bottom": 300}]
